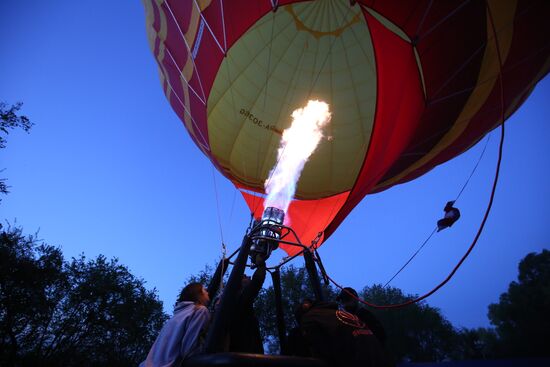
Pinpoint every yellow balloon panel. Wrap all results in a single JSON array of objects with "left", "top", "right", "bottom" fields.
[{"left": 207, "top": 1, "right": 377, "bottom": 199}]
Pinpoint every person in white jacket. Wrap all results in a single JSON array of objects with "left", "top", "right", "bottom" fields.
[{"left": 140, "top": 283, "right": 210, "bottom": 367}]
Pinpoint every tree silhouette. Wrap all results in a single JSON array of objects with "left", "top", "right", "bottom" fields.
[
  {"left": 360, "top": 285, "right": 457, "bottom": 363},
  {"left": 452, "top": 327, "right": 499, "bottom": 360},
  {"left": 488, "top": 249, "right": 550, "bottom": 358},
  {"left": 0, "top": 225, "right": 168, "bottom": 367},
  {"left": 0, "top": 101, "right": 33, "bottom": 200}
]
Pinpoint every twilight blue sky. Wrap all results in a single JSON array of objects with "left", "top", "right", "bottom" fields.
[{"left": 1, "top": 1, "right": 548, "bottom": 329}]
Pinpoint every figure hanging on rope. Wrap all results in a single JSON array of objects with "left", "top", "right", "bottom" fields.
[{"left": 437, "top": 201, "right": 461, "bottom": 232}]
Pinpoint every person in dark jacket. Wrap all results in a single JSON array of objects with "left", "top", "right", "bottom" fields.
[
  {"left": 337, "top": 287, "right": 387, "bottom": 346},
  {"left": 286, "top": 298, "right": 313, "bottom": 357},
  {"left": 227, "top": 261, "right": 266, "bottom": 353},
  {"left": 300, "top": 301, "right": 392, "bottom": 367}
]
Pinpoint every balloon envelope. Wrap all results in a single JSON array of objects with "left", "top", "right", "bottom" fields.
[{"left": 144, "top": 0, "right": 549, "bottom": 255}]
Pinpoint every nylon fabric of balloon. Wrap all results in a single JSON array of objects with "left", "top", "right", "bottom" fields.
[{"left": 143, "top": 0, "right": 550, "bottom": 256}]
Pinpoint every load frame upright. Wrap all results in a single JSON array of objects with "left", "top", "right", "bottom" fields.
[
  {"left": 204, "top": 220, "right": 327, "bottom": 353},
  {"left": 303, "top": 248, "right": 325, "bottom": 302},
  {"left": 204, "top": 234, "right": 252, "bottom": 353}
]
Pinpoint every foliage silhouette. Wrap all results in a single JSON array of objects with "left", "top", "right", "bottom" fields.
[
  {"left": 0, "top": 102, "right": 33, "bottom": 200},
  {"left": 0, "top": 225, "right": 168, "bottom": 367},
  {"left": 488, "top": 249, "right": 550, "bottom": 358}
]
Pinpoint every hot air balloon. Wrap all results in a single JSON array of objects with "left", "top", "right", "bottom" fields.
[
  {"left": 143, "top": 0, "right": 549, "bottom": 257},
  {"left": 142, "top": 0, "right": 549, "bottom": 361}
]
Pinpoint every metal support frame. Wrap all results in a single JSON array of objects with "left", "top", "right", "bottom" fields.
[
  {"left": 207, "top": 258, "right": 229, "bottom": 301},
  {"left": 204, "top": 220, "right": 325, "bottom": 354},
  {"left": 314, "top": 250, "right": 330, "bottom": 286},
  {"left": 270, "top": 269, "right": 287, "bottom": 354},
  {"left": 303, "top": 249, "right": 325, "bottom": 302},
  {"left": 204, "top": 234, "right": 252, "bottom": 353}
]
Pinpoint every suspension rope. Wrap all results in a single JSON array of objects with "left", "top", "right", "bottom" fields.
[
  {"left": 419, "top": 0, "right": 471, "bottom": 42},
  {"left": 414, "top": 0, "right": 433, "bottom": 38},
  {"left": 192, "top": 0, "right": 225, "bottom": 54},
  {"left": 383, "top": 227, "right": 437, "bottom": 288},
  {"left": 162, "top": 77, "right": 210, "bottom": 151},
  {"left": 220, "top": 0, "right": 227, "bottom": 52},
  {"left": 262, "top": 9, "right": 277, "bottom": 110},
  {"left": 165, "top": 48, "right": 207, "bottom": 105},
  {"left": 210, "top": 163, "right": 229, "bottom": 293},
  {"left": 210, "top": 166, "right": 225, "bottom": 244},
  {"left": 227, "top": 186, "right": 238, "bottom": 230},
  {"left": 324, "top": 116, "right": 505, "bottom": 308},
  {"left": 382, "top": 134, "right": 491, "bottom": 288},
  {"left": 164, "top": 0, "right": 207, "bottom": 101},
  {"left": 454, "top": 135, "right": 491, "bottom": 202}
]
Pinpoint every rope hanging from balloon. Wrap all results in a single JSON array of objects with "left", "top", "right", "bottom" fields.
[
  {"left": 383, "top": 227, "right": 437, "bottom": 288},
  {"left": 382, "top": 134, "right": 491, "bottom": 288},
  {"left": 321, "top": 121, "right": 504, "bottom": 309}
]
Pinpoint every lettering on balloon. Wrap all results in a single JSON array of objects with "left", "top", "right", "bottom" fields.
[{"left": 240, "top": 108, "right": 282, "bottom": 135}]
